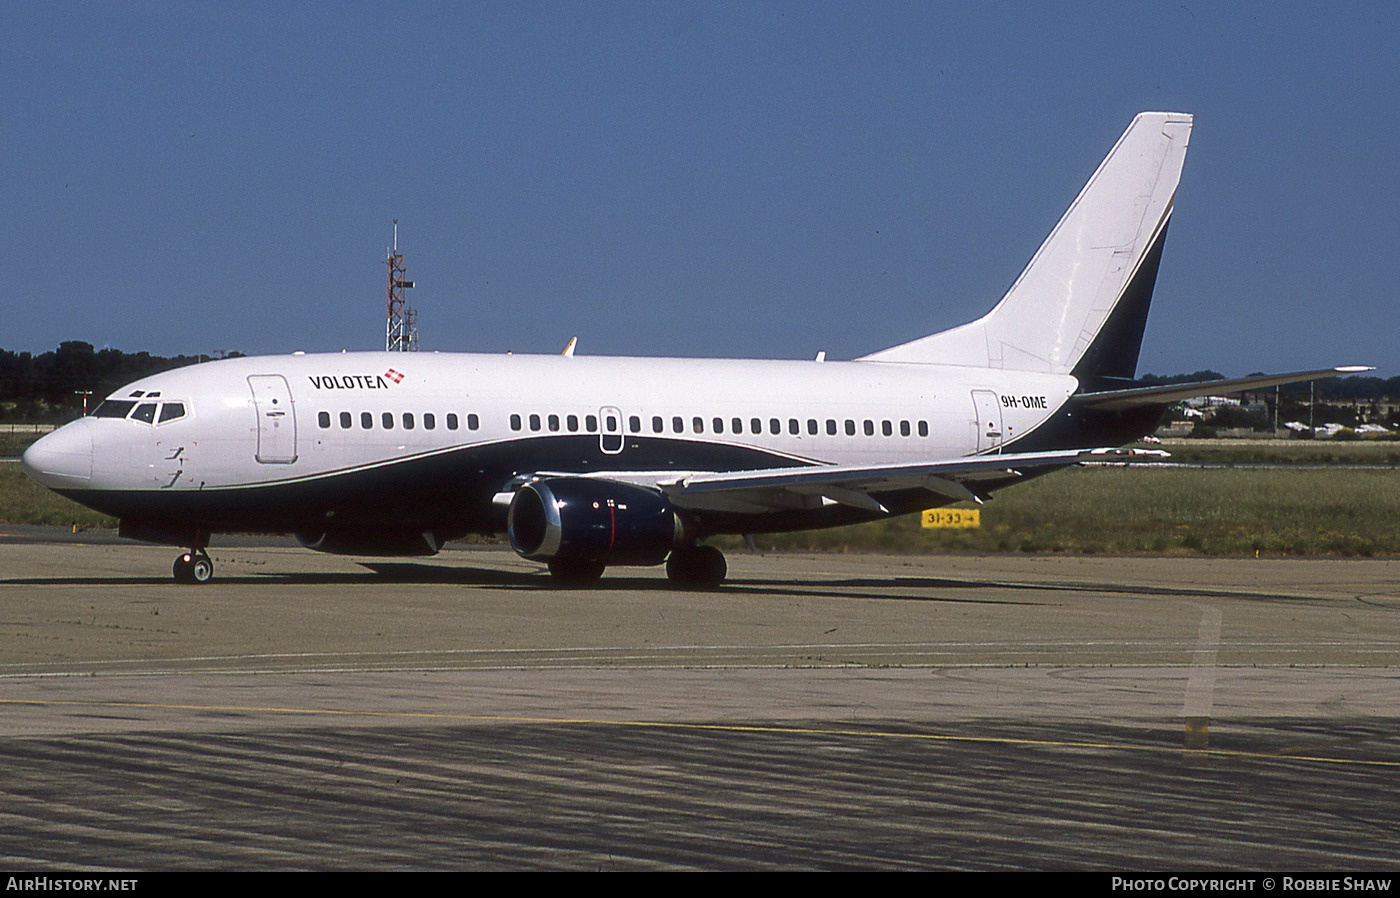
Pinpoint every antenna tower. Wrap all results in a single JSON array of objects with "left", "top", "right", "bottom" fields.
[{"left": 386, "top": 221, "right": 418, "bottom": 351}]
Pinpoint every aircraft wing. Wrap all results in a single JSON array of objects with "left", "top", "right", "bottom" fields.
[
  {"left": 1074, "top": 366, "right": 1372, "bottom": 412},
  {"left": 564, "top": 447, "right": 1165, "bottom": 515}
]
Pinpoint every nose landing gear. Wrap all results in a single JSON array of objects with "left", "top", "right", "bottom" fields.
[{"left": 173, "top": 550, "right": 214, "bottom": 584}]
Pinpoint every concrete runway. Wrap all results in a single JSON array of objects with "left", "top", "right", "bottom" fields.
[{"left": 2, "top": 530, "right": 1398, "bottom": 869}]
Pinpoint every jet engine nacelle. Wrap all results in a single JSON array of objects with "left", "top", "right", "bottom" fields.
[
  {"left": 295, "top": 527, "right": 444, "bottom": 557},
  {"left": 507, "top": 477, "right": 681, "bottom": 567}
]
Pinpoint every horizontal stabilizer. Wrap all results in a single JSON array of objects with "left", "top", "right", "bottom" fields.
[{"left": 1073, "top": 366, "right": 1373, "bottom": 412}]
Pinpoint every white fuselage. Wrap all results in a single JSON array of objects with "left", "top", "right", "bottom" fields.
[
  {"left": 22, "top": 349, "right": 1083, "bottom": 552},
  {"left": 43, "top": 351, "right": 1074, "bottom": 494}
]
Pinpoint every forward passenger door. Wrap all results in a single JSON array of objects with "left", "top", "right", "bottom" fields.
[{"left": 249, "top": 375, "right": 298, "bottom": 464}]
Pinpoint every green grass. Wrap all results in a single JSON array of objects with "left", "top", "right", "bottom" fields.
[
  {"left": 0, "top": 432, "right": 45, "bottom": 459},
  {"left": 1157, "top": 438, "right": 1400, "bottom": 466},
  {"left": 720, "top": 465, "right": 1400, "bottom": 557},
  {"left": 0, "top": 462, "right": 117, "bottom": 530}
]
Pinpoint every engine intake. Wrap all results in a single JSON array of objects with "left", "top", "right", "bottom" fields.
[{"left": 507, "top": 477, "right": 680, "bottom": 567}]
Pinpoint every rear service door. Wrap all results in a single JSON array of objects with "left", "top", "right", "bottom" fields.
[{"left": 972, "top": 390, "right": 1004, "bottom": 453}]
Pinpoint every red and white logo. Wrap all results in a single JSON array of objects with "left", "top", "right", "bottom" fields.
[{"left": 384, "top": 368, "right": 405, "bottom": 384}]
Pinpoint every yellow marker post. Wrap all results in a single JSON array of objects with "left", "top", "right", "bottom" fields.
[{"left": 921, "top": 508, "right": 980, "bottom": 529}]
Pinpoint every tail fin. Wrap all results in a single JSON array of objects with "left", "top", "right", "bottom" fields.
[{"left": 860, "top": 112, "right": 1192, "bottom": 389}]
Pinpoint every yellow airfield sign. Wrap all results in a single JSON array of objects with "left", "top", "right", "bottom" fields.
[{"left": 921, "top": 508, "right": 981, "bottom": 529}]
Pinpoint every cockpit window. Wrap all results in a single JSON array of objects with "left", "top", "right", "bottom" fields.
[
  {"left": 131, "top": 403, "right": 158, "bottom": 424},
  {"left": 92, "top": 400, "right": 137, "bottom": 418},
  {"left": 157, "top": 402, "right": 186, "bottom": 423}
]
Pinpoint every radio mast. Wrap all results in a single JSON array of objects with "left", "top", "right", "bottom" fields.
[{"left": 386, "top": 221, "right": 417, "bottom": 351}]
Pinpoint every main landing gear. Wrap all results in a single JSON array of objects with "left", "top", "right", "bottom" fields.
[
  {"left": 173, "top": 549, "right": 213, "bottom": 584},
  {"left": 666, "top": 544, "right": 727, "bottom": 589},
  {"left": 543, "top": 544, "right": 728, "bottom": 589},
  {"left": 547, "top": 557, "right": 606, "bottom": 587}
]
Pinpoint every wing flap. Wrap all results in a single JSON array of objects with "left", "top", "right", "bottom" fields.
[
  {"left": 528, "top": 447, "right": 1165, "bottom": 515},
  {"left": 657, "top": 447, "right": 1162, "bottom": 515}
]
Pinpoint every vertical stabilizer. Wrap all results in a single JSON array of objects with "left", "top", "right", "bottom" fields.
[{"left": 860, "top": 112, "right": 1192, "bottom": 383}]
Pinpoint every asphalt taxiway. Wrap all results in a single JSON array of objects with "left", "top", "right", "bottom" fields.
[{"left": 1, "top": 530, "right": 1398, "bottom": 869}]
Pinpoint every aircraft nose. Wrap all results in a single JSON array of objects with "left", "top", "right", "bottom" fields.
[{"left": 21, "top": 420, "right": 93, "bottom": 489}]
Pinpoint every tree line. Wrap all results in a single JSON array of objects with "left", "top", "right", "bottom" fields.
[{"left": 0, "top": 342, "right": 237, "bottom": 422}]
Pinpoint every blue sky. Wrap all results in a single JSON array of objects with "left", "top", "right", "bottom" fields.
[{"left": 4, "top": 1, "right": 1396, "bottom": 377}]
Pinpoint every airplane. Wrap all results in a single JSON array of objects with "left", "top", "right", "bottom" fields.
[{"left": 21, "top": 112, "right": 1368, "bottom": 587}]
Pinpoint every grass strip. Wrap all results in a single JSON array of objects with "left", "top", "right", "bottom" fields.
[{"left": 720, "top": 466, "right": 1400, "bottom": 557}]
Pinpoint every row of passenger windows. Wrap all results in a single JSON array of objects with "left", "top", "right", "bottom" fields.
[
  {"left": 509, "top": 412, "right": 931, "bottom": 439},
  {"left": 317, "top": 411, "right": 480, "bottom": 432},
  {"left": 317, "top": 409, "right": 932, "bottom": 439}
]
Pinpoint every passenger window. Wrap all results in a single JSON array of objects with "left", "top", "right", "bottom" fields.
[
  {"left": 807, "top": 419, "right": 818, "bottom": 435},
  {"left": 732, "top": 418, "right": 743, "bottom": 434},
  {"left": 510, "top": 414, "right": 522, "bottom": 431},
  {"left": 673, "top": 416, "right": 684, "bottom": 433},
  {"left": 132, "top": 403, "right": 157, "bottom": 424},
  {"left": 568, "top": 414, "right": 580, "bottom": 432},
  {"left": 629, "top": 415, "right": 641, "bottom": 433},
  {"left": 652, "top": 416, "right": 664, "bottom": 433},
  {"left": 340, "top": 412, "right": 353, "bottom": 429},
  {"left": 382, "top": 412, "right": 394, "bottom": 430},
  {"left": 586, "top": 415, "right": 597, "bottom": 432},
  {"left": 826, "top": 419, "right": 837, "bottom": 436},
  {"left": 713, "top": 417, "right": 724, "bottom": 434},
  {"left": 900, "top": 420, "right": 910, "bottom": 437},
  {"left": 362, "top": 412, "right": 374, "bottom": 429},
  {"left": 403, "top": 412, "right": 415, "bottom": 430},
  {"left": 468, "top": 413, "right": 479, "bottom": 430},
  {"left": 529, "top": 414, "right": 541, "bottom": 431},
  {"left": 918, "top": 421, "right": 929, "bottom": 437},
  {"left": 317, "top": 411, "right": 331, "bottom": 429},
  {"left": 446, "top": 413, "right": 459, "bottom": 430},
  {"left": 548, "top": 414, "right": 560, "bottom": 432},
  {"left": 863, "top": 420, "right": 874, "bottom": 436},
  {"left": 424, "top": 413, "right": 436, "bottom": 430},
  {"left": 789, "top": 418, "right": 799, "bottom": 435},
  {"left": 159, "top": 403, "right": 187, "bottom": 424},
  {"left": 882, "top": 420, "right": 892, "bottom": 437},
  {"left": 845, "top": 420, "right": 856, "bottom": 436},
  {"left": 693, "top": 416, "right": 704, "bottom": 434}
]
